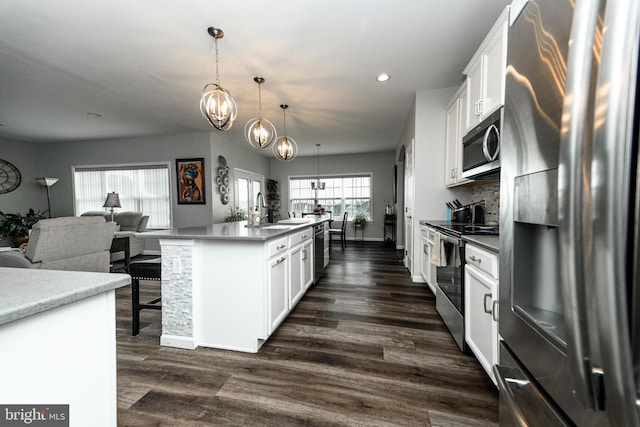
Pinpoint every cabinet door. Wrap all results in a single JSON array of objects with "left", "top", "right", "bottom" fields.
[
  {"left": 289, "top": 245, "right": 304, "bottom": 309},
  {"left": 420, "top": 235, "right": 431, "bottom": 285},
  {"left": 302, "top": 239, "right": 314, "bottom": 290},
  {"left": 445, "top": 98, "right": 460, "bottom": 186},
  {"left": 445, "top": 84, "right": 470, "bottom": 188},
  {"left": 480, "top": 17, "right": 507, "bottom": 119},
  {"left": 268, "top": 254, "right": 288, "bottom": 334},
  {"left": 465, "top": 57, "right": 483, "bottom": 132},
  {"left": 464, "top": 262, "right": 498, "bottom": 385}
]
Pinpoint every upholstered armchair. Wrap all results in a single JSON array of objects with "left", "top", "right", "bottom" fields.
[
  {"left": 81, "top": 211, "right": 149, "bottom": 259},
  {"left": 0, "top": 216, "right": 116, "bottom": 272}
]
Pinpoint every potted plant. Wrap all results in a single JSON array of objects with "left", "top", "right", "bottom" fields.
[
  {"left": 353, "top": 213, "right": 367, "bottom": 226},
  {"left": 0, "top": 208, "right": 47, "bottom": 247},
  {"left": 224, "top": 206, "right": 248, "bottom": 222}
]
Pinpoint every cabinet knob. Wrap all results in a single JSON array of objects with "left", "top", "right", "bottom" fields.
[{"left": 469, "top": 255, "right": 481, "bottom": 264}]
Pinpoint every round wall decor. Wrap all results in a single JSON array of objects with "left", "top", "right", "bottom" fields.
[{"left": 0, "top": 159, "right": 21, "bottom": 194}]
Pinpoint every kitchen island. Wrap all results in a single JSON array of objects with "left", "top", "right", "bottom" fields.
[
  {"left": 0, "top": 268, "right": 130, "bottom": 426},
  {"left": 137, "top": 219, "right": 327, "bottom": 353}
]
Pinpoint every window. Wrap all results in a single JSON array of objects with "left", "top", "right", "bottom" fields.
[
  {"left": 73, "top": 163, "right": 171, "bottom": 228},
  {"left": 235, "top": 169, "right": 263, "bottom": 218},
  {"left": 289, "top": 175, "right": 371, "bottom": 220}
]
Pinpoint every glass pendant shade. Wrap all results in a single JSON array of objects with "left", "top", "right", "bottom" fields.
[
  {"left": 273, "top": 104, "right": 298, "bottom": 162},
  {"left": 245, "top": 77, "right": 277, "bottom": 150},
  {"left": 200, "top": 26, "right": 237, "bottom": 131}
]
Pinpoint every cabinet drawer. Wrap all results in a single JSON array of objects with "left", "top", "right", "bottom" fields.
[
  {"left": 465, "top": 244, "right": 498, "bottom": 279},
  {"left": 289, "top": 228, "right": 312, "bottom": 246},
  {"left": 420, "top": 226, "right": 436, "bottom": 242},
  {"left": 267, "top": 236, "right": 288, "bottom": 258}
]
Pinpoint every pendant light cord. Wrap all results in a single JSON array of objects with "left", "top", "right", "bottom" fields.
[
  {"left": 214, "top": 36, "right": 220, "bottom": 87},
  {"left": 258, "top": 82, "right": 263, "bottom": 120}
]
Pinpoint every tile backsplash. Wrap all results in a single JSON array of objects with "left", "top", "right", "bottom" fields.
[{"left": 471, "top": 182, "right": 500, "bottom": 223}]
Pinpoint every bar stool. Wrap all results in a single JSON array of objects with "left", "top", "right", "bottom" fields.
[{"left": 129, "top": 257, "right": 162, "bottom": 336}]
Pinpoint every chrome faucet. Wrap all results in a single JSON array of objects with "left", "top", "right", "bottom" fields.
[{"left": 255, "top": 192, "right": 268, "bottom": 223}]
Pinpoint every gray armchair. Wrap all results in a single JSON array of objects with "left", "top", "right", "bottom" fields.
[
  {"left": 81, "top": 211, "right": 149, "bottom": 258},
  {"left": 0, "top": 216, "right": 116, "bottom": 272}
]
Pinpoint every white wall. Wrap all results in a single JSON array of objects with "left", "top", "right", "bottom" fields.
[
  {"left": 396, "top": 87, "right": 471, "bottom": 280},
  {"left": 268, "top": 151, "right": 395, "bottom": 241},
  {"left": 0, "top": 132, "right": 270, "bottom": 248},
  {"left": 0, "top": 138, "right": 48, "bottom": 245}
]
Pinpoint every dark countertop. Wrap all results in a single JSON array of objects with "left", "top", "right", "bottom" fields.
[
  {"left": 463, "top": 235, "right": 499, "bottom": 253},
  {"left": 419, "top": 219, "right": 499, "bottom": 235}
]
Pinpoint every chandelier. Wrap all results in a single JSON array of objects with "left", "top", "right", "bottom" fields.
[
  {"left": 200, "top": 27, "right": 237, "bottom": 131},
  {"left": 244, "top": 77, "right": 277, "bottom": 150},
  {"left": 311, "top": 144, "right": 325, "bottom": 190},
  {"left": 273, "top": 104, "right": 298, "bottom": 162}
]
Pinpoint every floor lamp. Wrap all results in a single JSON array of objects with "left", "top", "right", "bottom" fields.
[{"left": 35, "top": 177, "right": 59, "bottom": 218}]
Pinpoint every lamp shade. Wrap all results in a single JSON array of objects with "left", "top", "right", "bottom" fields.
[
  {"left": 103, "top": 192, "right": 121, "bottom": 208},
  {"left": 35, "top": 177, "right": 59, "bottom": 187}
]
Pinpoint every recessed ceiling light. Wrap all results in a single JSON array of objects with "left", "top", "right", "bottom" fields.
[
  {"left": 87, "top": 112, "right": 102, "bottom": 118},
  {"left": 376, "top": 73, "right": 391, "bottom": 82}
]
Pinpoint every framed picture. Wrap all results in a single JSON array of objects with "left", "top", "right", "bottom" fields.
[{"left": 176, "top": 158, "right": 206, "bottom": 204}]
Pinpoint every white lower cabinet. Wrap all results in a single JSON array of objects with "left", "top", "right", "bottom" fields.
[
  {"left": 464, "top": 243, "right": 499, "bottom": 385},
  {"left": 289, "top": 244, "right": 303, "bottom": 308},
  {"left": 288, "top": 228, "right": 314, "bottom": 309},
  {"left": 267, "top": 236, "right": 289, "bottom": 335},
  {"left": 302, "top": 239, "right": 313, "bottom": 291},
  {"left": 419, "top": 225, "right": 437, "bottom": 293}
]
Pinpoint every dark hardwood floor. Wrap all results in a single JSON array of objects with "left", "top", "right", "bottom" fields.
[{"left": 116, "top": 242, "right": 498, "bottom": 426}]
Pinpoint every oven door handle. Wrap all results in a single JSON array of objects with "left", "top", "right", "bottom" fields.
[{"left": 437, "top": 232, "right": 461, "bottom": 246}]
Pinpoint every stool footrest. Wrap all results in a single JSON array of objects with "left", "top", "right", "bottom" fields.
[{"left": 131, "top": 257, "right": 162, "bottom": 336}]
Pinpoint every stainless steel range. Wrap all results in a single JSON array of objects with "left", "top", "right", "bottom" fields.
[{"left": 425, "top": 221, "right": 499, "bottom": 351}]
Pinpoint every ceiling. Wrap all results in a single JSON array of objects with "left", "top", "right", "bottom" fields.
[{"left": 0, "top": 0, "right": 510, "bottom": 157}]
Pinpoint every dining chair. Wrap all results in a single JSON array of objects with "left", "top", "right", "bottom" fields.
[{"left": 329, "top": 212, "right": 348, "bottom": 249}]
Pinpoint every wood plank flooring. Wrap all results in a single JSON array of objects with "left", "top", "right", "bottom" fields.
[{"left": 116, "top": 242, "right": 498, "bottom": 426}]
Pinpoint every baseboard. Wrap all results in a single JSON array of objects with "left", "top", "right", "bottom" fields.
[{"left": 160, "top": 334, "right": 197, "bottom": 350}]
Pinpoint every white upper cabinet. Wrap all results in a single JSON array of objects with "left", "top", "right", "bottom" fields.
[
  {"left": 445, "top": 82, "right": 470, "bottom": 187},
  {"left": 463, "top": 6, "right": 510, "bottom": 132}
]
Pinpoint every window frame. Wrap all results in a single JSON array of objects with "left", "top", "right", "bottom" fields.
[
  {"left": 234, "top": 168, "right": 265, "bottom": 218},
  {"left": 288, "top": 173, "right": 373, "bottom": 221},
  {"left": 72, "top": 161, "right": 172, "bottom": 229}
]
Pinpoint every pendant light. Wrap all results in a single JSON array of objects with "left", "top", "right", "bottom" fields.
[
  {"left": 200, "top": 27, "right": 237, "bottom": 131},
  {"left": 244, "top": 77, "right": 277, "bottom": 150},
  {"left": 311, "top": 144, "right": 325, "bottom": 190},
  {"left": 273, "top": 104, "right": 298, "bottom": 162}
]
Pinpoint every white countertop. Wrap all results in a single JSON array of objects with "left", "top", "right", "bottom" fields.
[
  {"left": 0, "top": 268, "right": 130, "bottom": 326},
  {"left": 136, "top": 218, "right": 328, "bottom": 241}
]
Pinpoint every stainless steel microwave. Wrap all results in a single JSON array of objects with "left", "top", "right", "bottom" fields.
[{"left": 461, "top": 108, "right": 502, "bottom": 179}]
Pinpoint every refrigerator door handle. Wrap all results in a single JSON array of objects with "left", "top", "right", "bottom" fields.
[
  {"left": 591, "top": 0, "right": 640, "bottom": 425},
  {"left": 557, "top": 0, "right": 602, "bottom": 411}
]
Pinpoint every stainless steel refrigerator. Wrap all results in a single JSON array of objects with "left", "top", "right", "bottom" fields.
[{"left": 495, "top": 0, "right": 639, "bottom": 425}]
